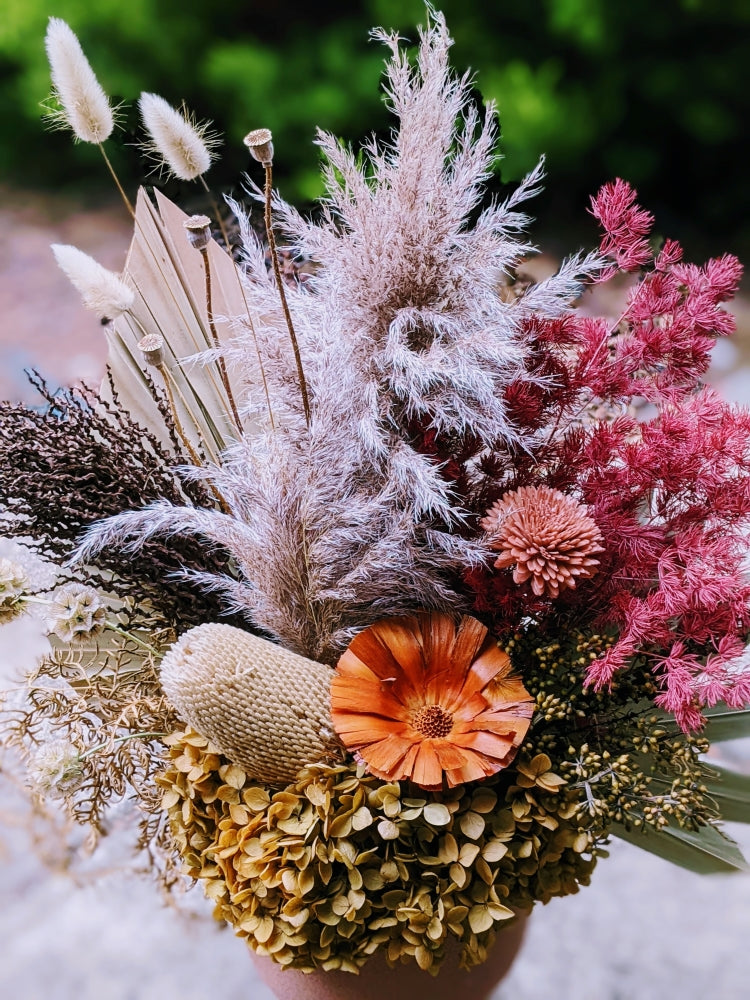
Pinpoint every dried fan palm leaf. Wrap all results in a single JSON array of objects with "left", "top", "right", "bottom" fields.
[{"left": 105, "top": 188, "right": 253, "bottom": 457}]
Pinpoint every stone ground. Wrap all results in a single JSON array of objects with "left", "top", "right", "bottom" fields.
[{"left": 1, "top": 189, "right": 750, "bottom": 999}]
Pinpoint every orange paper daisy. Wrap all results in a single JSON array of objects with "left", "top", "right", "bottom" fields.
[{"left": 330, "top": 612, "right": 534, "bottom": 790}]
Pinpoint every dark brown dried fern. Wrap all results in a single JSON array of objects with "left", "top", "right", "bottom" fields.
[{"left": 0, "top": 372, "right": 242, "bottom": 630}]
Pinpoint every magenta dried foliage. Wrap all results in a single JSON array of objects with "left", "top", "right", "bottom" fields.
[{"left": 460, "top": 180, "right": 748, "bottom": 730}]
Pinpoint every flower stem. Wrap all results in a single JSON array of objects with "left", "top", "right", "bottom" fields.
[
  {"left": 199, "top": 176, "right": 232, "bottom": 252},
  {"left": 158, "top": 363, "right": 205, "bottom": 466},
  {"left": 79, "top": 730, "right": 169, "bottom": 761},
  {"left": 264, "top": 162, "right": 310, "bottom": 426},
  {"left": 156, "top": 363, "right": 232, "bottom": 513},
  {"left": 105, "top": 623, "right": 161, "bottom": 656},
  {"left": 199, "top": 246, "right": 243, "bottom": 433},
  {"left": 98, "top": 142, "right": 134, "bottom": 217},
  {"left": 129, "top": 312, "right": 221, "bottom": 467}
]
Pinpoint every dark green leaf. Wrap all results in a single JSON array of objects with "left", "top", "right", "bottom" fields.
[
  {"left": 703, "top": 764, "right": 750, "bottom": 823},
  {"left": 702, "top": 706, "right": 750, "bottom": 743},
  {"left": 612, "top": 820, "right": 749, "bottom": 874}
]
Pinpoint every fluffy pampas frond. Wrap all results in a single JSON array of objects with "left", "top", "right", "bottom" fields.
[
  {"left": 138, "top": 93, "right": 218, "bottom": 181},
  {"left": 45, "top": 17, "right": 114, "bottom": 143},
  {"left": 78, "top": 10, "right": 603, "bottom": 662}
]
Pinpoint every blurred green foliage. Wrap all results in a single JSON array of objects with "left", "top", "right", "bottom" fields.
[{"left": 1, "top": 0, "right": 748, "bottom": 256}]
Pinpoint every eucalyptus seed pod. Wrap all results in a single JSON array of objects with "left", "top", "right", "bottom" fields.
[{"left": 159, "top": 623, "right": 341, "bottom": 783}]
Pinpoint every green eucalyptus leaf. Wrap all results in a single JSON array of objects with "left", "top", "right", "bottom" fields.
[
  {"left": 644, "top": 704, "right": 750, "bottom": 743},
  {"left": 702, "top": 706, "right": 750, "bottom": 743},
  {"left": 612, "top": 820, "right": 749, "bottom": 874},
  {"left": 703, "top": 764, "right": 750, "bottom": 824}
]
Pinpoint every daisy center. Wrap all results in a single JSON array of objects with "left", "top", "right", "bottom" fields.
[{"left": 411, "top": 704, "right": 453, "bottom": 738}]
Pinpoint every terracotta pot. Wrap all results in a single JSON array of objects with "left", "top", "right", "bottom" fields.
[{"left": 252, "top": 916, "right": 527, "bottom": 1000}]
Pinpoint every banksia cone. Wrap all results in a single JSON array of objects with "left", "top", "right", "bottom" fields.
[{"left": 159, "top": 623, "right": 341, "bottom": 783}]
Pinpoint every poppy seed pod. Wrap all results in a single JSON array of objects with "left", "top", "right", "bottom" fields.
[
  {"left": 243, "top": 128, "right": 274, "bottom": 166},
  {"left": 137, "top": 333, "right": 165, "bottom": 367},
  {"left": 183, "top": 214, "right": 212, "bottom": 251}
]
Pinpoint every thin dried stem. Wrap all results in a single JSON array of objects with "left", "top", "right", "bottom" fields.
[
  {"left": 264, "top": 162, "right": 310, "bottom": 426},
  {"left": 98, "top": 143, "right": 134, "bottom": 216},
  {"left": 234, "top": 272, "right": 276, "bottom": 431},
  {"left": 199, "top": 247, "right": 243, "bottom": 433},
  {"left": 106, "top": 624, "right": 161, "bottom": 656},
  {"left": 131, "top": 312, "right": 222, "bottom": 466},
  {"left": 199, "top": 176, "right": 232, "bottom": 251},
  {"left": 79, "top": 731, "right": 169, "bottom": 761},
  {"left": 158, "top": 364, "right": 202, "bottom": 464},
  {"left": 203, "top": 199, "right": 276, "bottom": 431}
]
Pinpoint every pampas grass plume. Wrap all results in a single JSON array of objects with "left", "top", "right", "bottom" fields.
[
  {"left": 45, "top": 17, "right": 114, "bottom": 143},
  {"left": 139, "top": 93, "right": 216, "bottom": 181},
  {"left": 51, "top": 244, "right": 134, "bottom": 319}
]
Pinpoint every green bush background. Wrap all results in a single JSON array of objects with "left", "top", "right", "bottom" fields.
[{"left": 2, "top": 0, "right": 748, "bottom": 257}]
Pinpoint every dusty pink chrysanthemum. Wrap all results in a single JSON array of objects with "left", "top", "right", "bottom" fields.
[{"left": 481, "top": 486, "right": 604, "bottom": 598}]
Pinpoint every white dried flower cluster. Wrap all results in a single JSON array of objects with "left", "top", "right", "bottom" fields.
[
  {"left": 27, "top": 738, "right": 83, "bottom": 798},
  {"left": 0, "top": 557, "right": 30, "bottom": 624},
  {"left": 44, "top": 17, "right": 114, "bottom": 143},
  {"left": 51, "top": 244, "right": 134, "bottom": 321},
  {"left": 138, "top": 92, "right": 217, "bottom": 181},
  {"left": 46, "top": 583, "right": 107, "bottom": 643}
]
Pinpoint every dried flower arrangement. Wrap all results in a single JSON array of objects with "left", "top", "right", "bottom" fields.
[{"left": 2, "top": 6, "right": 750, "bottom": 983}]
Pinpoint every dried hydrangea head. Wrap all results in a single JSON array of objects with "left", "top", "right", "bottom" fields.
[
  {"left": 481, "top": 486, "right": 604, "bottom": 599},
  {"left": 51, "top": 244, "right": 134, "bottom": 321},
  {"left": 159, "top": 623, "right": 341, "bottom": 784},
  {"left": 0, "top": 557, "right": 30, "bottom": 624},
  {"left": 44, "top": 17, "right": 114, "bottom": 143},
  {"left": 330, "top": 612, "right": 534, "bottom": 790},
  {"left": 46, "top": 583, "right": 106, "bottom": 643},
  {"left": 243, "top": 128, "right": 274, "bottom": 165},
  {"left": 138, "top": 92, "right": 218, "bottom": 181},
  {"left": 161, "top": 730, "right": 589, "bottom": 973}
]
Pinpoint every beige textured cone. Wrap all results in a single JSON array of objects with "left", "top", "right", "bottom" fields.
[{"left": 160, "top": 623, "right": 341, "bottom": 783}]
